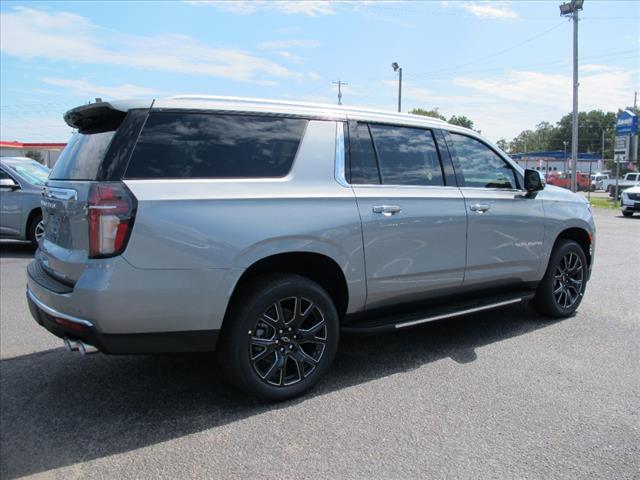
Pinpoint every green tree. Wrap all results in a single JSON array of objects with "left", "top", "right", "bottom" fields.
[
  {"left": 447, "top": 115, "right": 475, "bottom": 130},
  {"left": 496, "top": 138, "right": 508, "bottom": 152},
  {"left": 409, "top": 107, "right": 446, "bottom": 121}
]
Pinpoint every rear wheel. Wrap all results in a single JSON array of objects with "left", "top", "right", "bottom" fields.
[
  {"left": 28, "top": 213, "right": 44, "bottom": 247},
  {"left": 533, "top": 239, "right": 587, "bottom": 318},
  {"left": 218, "top": 274, "right": 339, "bottom": 401},
  {"left": 622, "top": 211, "right": 634, "bottom": 217}
]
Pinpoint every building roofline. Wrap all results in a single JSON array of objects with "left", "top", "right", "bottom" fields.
[{"left": 0, "top": 141, "right": 67, "bottom": 149}]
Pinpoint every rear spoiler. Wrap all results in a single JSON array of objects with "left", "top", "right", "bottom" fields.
[{"left": 64, "top": 100, "right": 154, "bottom": 134}]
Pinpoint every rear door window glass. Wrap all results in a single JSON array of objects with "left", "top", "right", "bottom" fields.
[
  {"left": 125, "top": 112, "right": 308, "bottom": 179},
  {"left": 369, "top": 124, "right": 444, "bottom": 186},
  {"left": 349, "top": 122, "right": 380, "bottom": 184}
]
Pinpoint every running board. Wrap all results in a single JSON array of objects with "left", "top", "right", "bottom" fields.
[{"left": 342, "top": 291, "right": 535, "bottom": 335}]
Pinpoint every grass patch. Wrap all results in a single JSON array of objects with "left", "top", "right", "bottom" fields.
[{"left": 590, "top": 197, "right": 618, "bottom": 210}]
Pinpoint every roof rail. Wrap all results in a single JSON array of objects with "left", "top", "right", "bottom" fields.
[{"left": 169, "top": 95, "right": 449, "bottom": 124}]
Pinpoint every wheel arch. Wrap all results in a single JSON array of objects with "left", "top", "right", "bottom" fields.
[
  {"left": 554, "top": 227, "right": 592, "bottom": 267},
  {"left": 225, "top": 252, "right": 350, "bottom": 324}
]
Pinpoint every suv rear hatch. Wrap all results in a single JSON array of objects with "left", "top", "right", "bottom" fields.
[{"left": 38, "top": 100, "right": 151, "bottom": 286}]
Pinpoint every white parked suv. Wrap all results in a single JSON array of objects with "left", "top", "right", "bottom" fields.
[{"left": 620, "top": 184, "right": 640, "bottom": 217}]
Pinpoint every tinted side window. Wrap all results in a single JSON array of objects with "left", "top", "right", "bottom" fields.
[
  {"left": 50, "top": 131, "right": 116, "bottom": 180},
  {"left": 349, "top": 122, "right": 380, "bottom": 184},
  {"left": 125, "top": 113, "right": 307, "bottom": 179},
  {"left": 449, "top": 133, "right": 517, "bottom": 189},
  {"left": 369, "top": 125, "right": 444, "bottom": 186}
]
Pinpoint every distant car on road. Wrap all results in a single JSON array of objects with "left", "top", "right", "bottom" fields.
[
  {"left": 590, "top": 173, "right": 609, "bottom": 191},
  {"left": 546, "top": 172, "right": 590, "bottom": 191},
  {"left": 0, "top": 157, "right": 50, "bottom": 246},
  {"left": 620, "top": 184, "right": 640, "bottom": 217}
]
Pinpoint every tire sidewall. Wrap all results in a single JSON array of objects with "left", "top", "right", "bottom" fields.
[
  {"left": 539, "top": 240, "right": 588, "bottom": 317},
  {"left": 222, "top": 275, "right": 339, "bottom": 401},
  {"left": 28, "top": 213, "right": 43, "bottom": 247}
]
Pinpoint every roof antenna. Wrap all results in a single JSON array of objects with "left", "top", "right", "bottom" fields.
[{"left": 95, "top": 97, "right": 102, "bottom": 103}]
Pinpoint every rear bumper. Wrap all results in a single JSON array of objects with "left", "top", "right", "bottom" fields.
[{"left": 27, "top": 287, "right": 219, "bottom": 354}]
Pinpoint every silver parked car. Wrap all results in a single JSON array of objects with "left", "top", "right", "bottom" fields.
[
  {"left": 1, "top": 157, "right": 49, "bottom": 246},
  {"left": 26, "top": 96, "right": 595, "bottom": 400}
]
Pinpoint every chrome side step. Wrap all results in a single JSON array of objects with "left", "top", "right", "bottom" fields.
[
  {"left": 394, "top": 298, "right": 523, "bottom": 329},
  {"left": 342, "top": 290, "right": 535, "bottom": 335}
]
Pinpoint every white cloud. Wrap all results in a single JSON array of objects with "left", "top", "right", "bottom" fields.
[
  {"left": 41, "top": 78, "right": 166, "bottom": 98},
  {"left": 0, "top": 7, "right": 298, "bottom": 84},
  {"left": 258, "top": 39, "right": 321, "bottom": 50},
  {"left": 185, "top": 1, "right": 335, "bottom": 16},
  {"left": 307, "top": 71, "right": 322, "bottom": 81},
  {"left": 443, "top": 1, "right": 518, "bottom": 20},
  {"left": 579, "top": 64, "right": 613, "bottom": 73},
  {"left": 454, "top": 69, "right": 635, "bottom": 110}
]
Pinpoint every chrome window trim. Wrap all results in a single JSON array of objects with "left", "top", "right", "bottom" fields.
[
  {"left": 335, "top": 121, "right": 349, "bottom": 187},
  {"left": 27, "top": 288, "right": 94, "bottom": 327}
]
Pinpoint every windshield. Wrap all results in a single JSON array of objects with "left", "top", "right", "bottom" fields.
[{"left": 7, "top": 161, "right": 50, "bottom": 186}]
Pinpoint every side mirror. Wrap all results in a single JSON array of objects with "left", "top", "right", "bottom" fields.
[
  {"left": 0, "top": 178, "right": 19, "bottom": 190},
  {"left": 524, "top": 169, "right": 544, "bottom": 195}
]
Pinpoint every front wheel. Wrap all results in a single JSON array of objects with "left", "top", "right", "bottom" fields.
[
  {"left": 218, "top": 274, "right": 339, "bottom": 401},
  {"left": 622, "top": 211, "right": 634, "bottom": 217},
  {"left": 532, "top": 240, "right": 588, "bottom": 318}
]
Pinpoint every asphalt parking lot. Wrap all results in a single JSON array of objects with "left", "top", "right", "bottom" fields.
[{"left": 1, "top": 208, "right": 638, "bottom": 479}]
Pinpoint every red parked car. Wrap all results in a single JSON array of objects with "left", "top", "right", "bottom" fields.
[{"left": 546, "top": 172, "right": 591, "bottom": 191}]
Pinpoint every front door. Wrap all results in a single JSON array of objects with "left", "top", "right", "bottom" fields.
[{"left": 445, "top": 132, "right": 545, "bottom": 287}]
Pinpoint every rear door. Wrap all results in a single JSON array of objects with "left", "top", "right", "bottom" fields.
[
  {"left": 444, "top": 131, "right": 545, "bottom": 287},
  {"left": 38, "top": 106, "right": 147, "bottom": 285},
  {"left": 348, "top": 121, "right": 467, "bottom": 309}
]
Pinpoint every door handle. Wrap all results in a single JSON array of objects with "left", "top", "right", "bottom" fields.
[
  {"left": 372, "top": 205, "right": 402, "bottom": 216},
  {"left": 470, "top": 203, "right": 490, "bottom": 213}
]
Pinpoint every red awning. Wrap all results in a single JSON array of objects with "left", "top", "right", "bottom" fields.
[{"left": 0, "top": 141, "right": 66, "bottom": 149}]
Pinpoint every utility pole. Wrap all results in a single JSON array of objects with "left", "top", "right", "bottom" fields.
[
  {"left": 392, "top": 62, "right": 402, "bottom": 112},
  {"left": 560, "top": 0, "right": 583, "bottom": 192},
  {"left": 332, "top": 79, "right": 348, "bottom": 105},
  {"left": 634, "top": 91, "right": 637, "bottom": 109}
]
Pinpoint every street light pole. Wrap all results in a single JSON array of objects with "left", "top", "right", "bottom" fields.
[
  {"left": 560, "top": 0, "right": 583, "bottom": 193},
  {"left": 392, "top": 62, "right": 402, "bottom": 112}
]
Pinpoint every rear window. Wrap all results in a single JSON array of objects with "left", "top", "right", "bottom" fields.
[
  {"left": 124, "top": 112, "right": 308, "bottom": 179},
  {"left": 49, "top": 131, "right": 116, "bottom": 180}
]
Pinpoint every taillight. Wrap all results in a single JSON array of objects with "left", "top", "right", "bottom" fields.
[{"left": 87, "top": 182, "right": 135, "bottom": 258}]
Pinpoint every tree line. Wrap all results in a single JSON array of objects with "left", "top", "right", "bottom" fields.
[{"left": 410, "top": 106, "right": 639, "bottom": 168}]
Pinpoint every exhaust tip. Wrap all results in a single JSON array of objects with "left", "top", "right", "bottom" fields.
[
  {"left": 63, "top": 338, "right": 78, "bottom": 352},
  {"left": 78, "top": 341, "right": 99, "bottom": 355}
]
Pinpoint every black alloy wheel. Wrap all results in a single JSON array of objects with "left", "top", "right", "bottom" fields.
[{"left": 218, "top": 274, "right": 339, "bottom": 401}]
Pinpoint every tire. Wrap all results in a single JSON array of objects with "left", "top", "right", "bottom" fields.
[
  {"left": 217, "top": 274, "right": 339, "bottom": 401},
  {"left": 622, "top": 211, "right": 633, "bottom": 217},
  {"left": 532, "top": 239, "right": 588, "bottom": 318},
  {"left": 27, "top": 212, "right": 44, "bottom": 247}
]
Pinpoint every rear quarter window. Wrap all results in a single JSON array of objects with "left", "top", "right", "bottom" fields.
[
  {"left": 49, "top": 131, "right": 115, "bottom": 180},
  {"left": 124, "top": 112, "right": 308, "bottom": 179}
]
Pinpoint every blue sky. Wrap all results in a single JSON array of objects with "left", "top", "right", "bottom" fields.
[{"left": 1, "top": 0, "right": 638, "bottom": 143}]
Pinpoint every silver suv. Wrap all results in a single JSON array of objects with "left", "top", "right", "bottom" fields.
[{"left": 26, "top": 96, "right": 595, "bottom": 400}]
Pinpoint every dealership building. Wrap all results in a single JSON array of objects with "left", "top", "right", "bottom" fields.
[
  {"left": 510, "top": 151, "right": 603, "bottom": 174},
  {"left": 0, "top": 140, "right": 66, "bottom": 167}
]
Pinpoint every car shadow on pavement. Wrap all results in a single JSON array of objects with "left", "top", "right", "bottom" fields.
[
  {"left": 0, "top": 303, "right": 557, "bottom": 478},
  {"left": 0, "top": 241, "right": 35, "bottom": 259}
]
